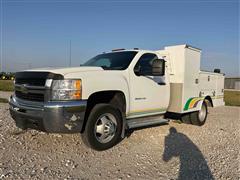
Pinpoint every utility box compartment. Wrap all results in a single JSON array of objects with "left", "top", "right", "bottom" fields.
[{"left": 157, "top": 44, "right": 224, "bottom": 114}]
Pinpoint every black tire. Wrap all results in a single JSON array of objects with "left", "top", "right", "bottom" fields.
[
  {"left": 181, "top": 113, "right": 192, "bottom": 124},
  {"left": 190, "top": 101, "right": 208, "bottom": 126},
  {"left": 181, "top": 101, "right": 208, "bottom": 126},
  {"left": 82, "top": 103, "right": 122, "bottom": 151}
]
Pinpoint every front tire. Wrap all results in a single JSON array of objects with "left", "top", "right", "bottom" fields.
[{"left": 82, "top": 103, "right": 122, "bottom": 151}]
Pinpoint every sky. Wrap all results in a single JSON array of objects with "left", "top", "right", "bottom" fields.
[{"left": 0, "top": 0, "right": 239, "bottom": 77}]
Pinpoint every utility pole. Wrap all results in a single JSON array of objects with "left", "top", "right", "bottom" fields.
[
  {"left": 0, "top": 0, "right": 3, "bottom": 72},
  {"left": 69, "top": 40, "right": 72, "bottom": 67}
]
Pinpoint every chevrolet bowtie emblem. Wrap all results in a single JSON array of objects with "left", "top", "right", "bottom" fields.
[{"left": 20, "top": 84, "right": 28, "bottom": 94}]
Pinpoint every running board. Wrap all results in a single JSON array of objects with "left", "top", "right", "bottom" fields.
[{"left": 126, "top": 117, "right": 169, "bottom": 129}]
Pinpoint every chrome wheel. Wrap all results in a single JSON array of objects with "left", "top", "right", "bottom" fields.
[
  {"left": 198, "top": 103, "right": 207, "bottom": 122},
  {"left": 94, "top": 113, "right": 117, "bottom": 144}
]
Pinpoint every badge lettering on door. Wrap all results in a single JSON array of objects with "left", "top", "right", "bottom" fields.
[{"left": 135, "top": 97, "right": 146, "bottom": 100}]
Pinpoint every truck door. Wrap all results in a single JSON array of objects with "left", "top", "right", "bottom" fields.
[{"left": 128, "top": 53, "right": 170, "bottom": 118}]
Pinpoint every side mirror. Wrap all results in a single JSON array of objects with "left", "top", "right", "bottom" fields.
[{"left": 152, "top": 59, "right": 165, "bottom": 76}]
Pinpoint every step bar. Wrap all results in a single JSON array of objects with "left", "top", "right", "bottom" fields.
[{"left": 126, "top": 117, "right": 169, "bottom": 129}]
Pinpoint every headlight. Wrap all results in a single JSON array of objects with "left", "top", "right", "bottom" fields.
[{"left": 51, "top": 79, "right": 82, "bottom": 100}]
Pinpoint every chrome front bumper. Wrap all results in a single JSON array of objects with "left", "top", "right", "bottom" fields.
[{"left": 9, "top": 95, "right": 87, "bottom": 133}]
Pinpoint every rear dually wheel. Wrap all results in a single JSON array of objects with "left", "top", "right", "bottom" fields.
[{"left": 181, "top": 101, "right": 208, "bottom": 126}]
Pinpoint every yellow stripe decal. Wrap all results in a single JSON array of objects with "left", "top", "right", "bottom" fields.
[
  {"left": 184, "top": 95, "right": 224, "bottom": 111},
  {"left": 184, "top": 97, "right": 204, "bottom": 110},
  {"left": 189, "top": 98, "right": 201, "bottom": 109}
]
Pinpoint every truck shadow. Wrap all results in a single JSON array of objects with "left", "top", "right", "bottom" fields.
[{"left": 163, "top": 127, "right": 214, "bottom": 180}]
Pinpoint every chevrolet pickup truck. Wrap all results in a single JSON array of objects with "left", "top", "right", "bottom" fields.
[{"left": 9, "top": 44, "right": 225, "bottom": 150}]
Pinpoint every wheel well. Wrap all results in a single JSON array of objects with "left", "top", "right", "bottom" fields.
[
  {"left": 204, "top": 96, "right": 213, "bottom": 107},
  {"left": 81, "top": 91, "right": 126, "bottom": 133}
]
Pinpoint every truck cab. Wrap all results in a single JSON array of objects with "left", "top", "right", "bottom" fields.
[{"left": 9, "top": 44, "right": 224, "bottom": 150}]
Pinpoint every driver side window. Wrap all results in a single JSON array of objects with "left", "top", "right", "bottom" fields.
[{"left": 134, "top": 53, "right": 158, "bottom": 75}]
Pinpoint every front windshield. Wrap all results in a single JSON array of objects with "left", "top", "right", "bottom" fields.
[{"left": 83, "top": 51, "right": 138, "bottom": 70}]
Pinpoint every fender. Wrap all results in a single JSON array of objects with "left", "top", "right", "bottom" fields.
[
  {"left": 65, "top": 71, "right": 130, "bottom": 112},
  {"left": 184, "top": 95, "right": 213, "bottom": 112},
  {"left": 82, "top": 73, "right": 129, "bottom": 138},
  {"left": 65, "top": 70, "right": 130, "bottom": 137},
  {"left": 81, "top": 72, "right": 129, "bottom": 109},
  {"left": 195, "top": 99, "right": 205, "bottom": 111}
]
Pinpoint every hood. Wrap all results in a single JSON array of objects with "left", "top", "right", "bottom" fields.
[{"left": 24, "top": 66, "right": 103, "bottom": 75}]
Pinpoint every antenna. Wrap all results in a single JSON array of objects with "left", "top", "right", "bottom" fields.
[{"left": 69, "top": 40, "right": 72, "bottom": 67}]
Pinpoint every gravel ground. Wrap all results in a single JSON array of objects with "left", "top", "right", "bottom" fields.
[
  {"left": 0, "top": 103, "right": 239, "bottom": 179},
  {"left": 0, "top": 91, "right": 12, "bottom": 100}
]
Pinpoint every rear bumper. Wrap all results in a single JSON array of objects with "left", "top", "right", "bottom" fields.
[{"left": 9, "top": 95, "right": 87, "bottom": 133}]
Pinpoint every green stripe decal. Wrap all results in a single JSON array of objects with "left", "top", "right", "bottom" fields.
[
  {"left": 184, "top": 95, "right": 224, "bottom": 111},
  {"left": 184, "top": 97, "right": 194, "bottom": 111}
]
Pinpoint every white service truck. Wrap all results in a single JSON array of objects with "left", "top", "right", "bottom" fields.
[{"left": 9, "top": 44, "right": 225, "bottom": 150}]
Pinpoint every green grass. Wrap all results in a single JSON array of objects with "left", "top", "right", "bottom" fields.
[
  {"left": 0, "top": 80, "right": 14, "bottom": 91},
  {"left": 0, "top": 98, "right": 8, "bottom": 103},
  {"left": 224, "top": 90, "right": 240, "bottom": 106}
]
